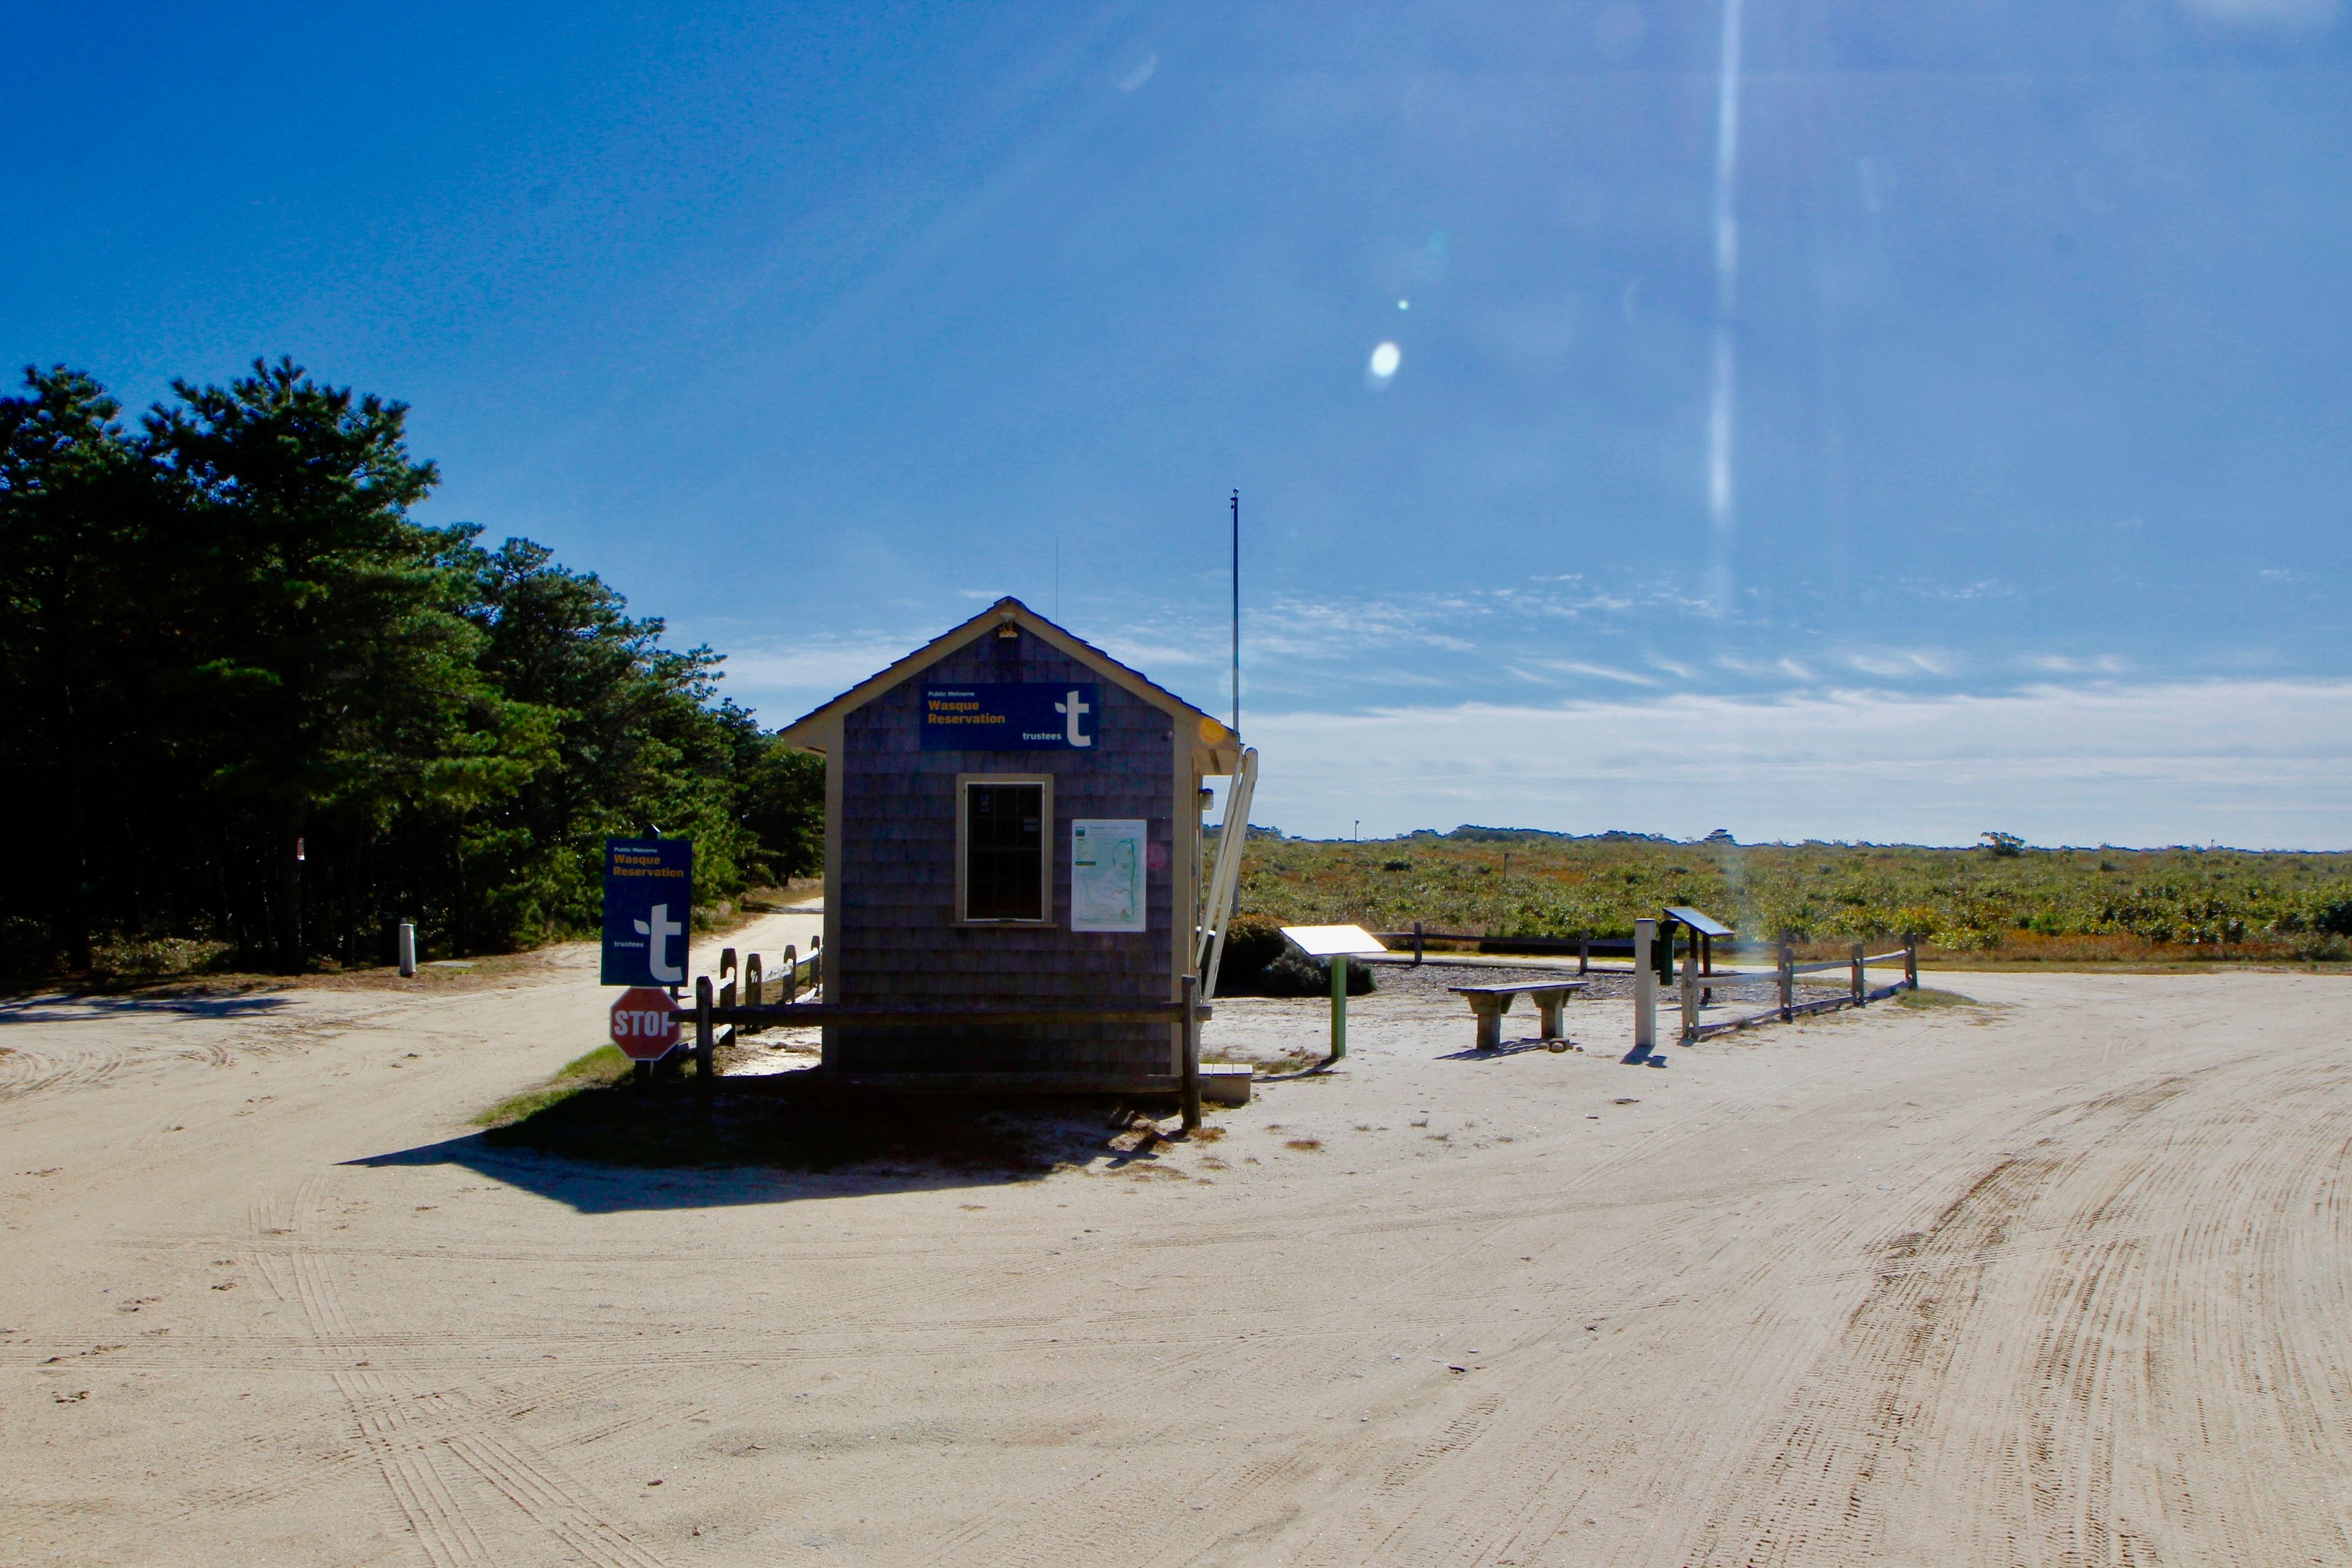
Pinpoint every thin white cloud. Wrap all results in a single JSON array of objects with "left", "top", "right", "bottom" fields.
[
  {"left": 2019, "top": 653, "right": 2129, "bottom": 676},
  {"left": 1518, "top": 658, "right": 1663, "bottom": 687},
  {"left": 1716, "top": 654, "right": 1813, "bottom": 681},
  {"left": 1838, "top": 647, "right": 1955, "bottom": 679},
  {"left": 1240, "top": 679, "right": 2352, "bottom": 849}
]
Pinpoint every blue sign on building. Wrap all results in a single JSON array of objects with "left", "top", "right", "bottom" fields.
[
  {"left": 601, "top": 837, "right": 693, "bottom": 987},
  {"left": 921, "top": 683, "right": 1100, "bottom": 750}
]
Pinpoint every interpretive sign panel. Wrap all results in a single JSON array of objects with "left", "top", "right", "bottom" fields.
[
  {"left": 921, "top": 684, "right": 1099, "bottom": 750},
  {"left": 1281, "top": 924, "right": 1389, "bottom": 958},
  {"left": 601, "top": 837, "right": 693, "bottom": 986},
  {"left": 1070, "top": 818, "right": 1147, "bottom": 932}
]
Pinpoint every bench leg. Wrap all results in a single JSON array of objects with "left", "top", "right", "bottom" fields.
[
  {"left": 1472, "top": 996, "right": 1509, "bottom": 1051},
  {"left": 1539, "top": 995, "right": 1566, "bottom": 1039}
]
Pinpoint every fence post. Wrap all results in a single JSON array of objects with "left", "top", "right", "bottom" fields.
[
  {"left": 720, "top": 947, "right": 736, "bottom": 979},
  {"left": 1905, "top": 939, "right": 1919, "bottom": 992},
  {"left": 1180, "top": 973, "right": 1202, "bottom": 1133},
  {"left": 695, "top": 975, "right": 715, "bottom": 1082},
  {"left": 1679, "top": 935, "right": 1700, "bottom": 1043},
  {"left": 1633, "top": 919, "right": 1657, "bottom": 1054},
  {"left": 1850, "top": 942, "right": 1865, "bottom": 1005},
  {"left": 397, "top": 920, "right": 417, "bottom": 978},
  {"left": 782, "top": 944, "right": 799, "bottom": 1003},
  {"left": 1579, "top": 932, "right": 1590, "bottom": 976},
  {"left": 1412, "top": 921, "right": 1424, "bottom": 966},
  {"left": 1777, "top": 933, "right": 1793, "bottom": 1021},
  {"left": 744, "top": 952, "right": 763, "bottom": 1007}
]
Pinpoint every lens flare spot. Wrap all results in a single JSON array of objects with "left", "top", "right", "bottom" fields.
[
  {"left": 1368, "top": 341, "right": 1401, "bottom": 380},
  {"left": 1396, "top": 298, "right": 1410, "bottom": 311}
]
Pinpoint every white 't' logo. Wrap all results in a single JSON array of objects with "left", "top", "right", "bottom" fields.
[
  {"left": 1055, "top": 688, "right": 1093, "bottom": 747},
  {"left": 632, "top": 902, "right": 685, "bottom": 983}
]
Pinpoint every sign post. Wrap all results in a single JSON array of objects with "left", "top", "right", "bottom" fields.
[
  {"left": 602, "top": 838, "right": 693, "bottom": 988},
  {"left": 1634, "top": 919, "right": 1657, "bottom": 1055}
]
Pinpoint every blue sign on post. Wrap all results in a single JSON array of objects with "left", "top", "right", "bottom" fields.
[
  {"left": 921, "top": 683, "right": 1099, "bottom": 750},
  {"left": 601, "top": 838, "right": 693, "bottom": 987}
]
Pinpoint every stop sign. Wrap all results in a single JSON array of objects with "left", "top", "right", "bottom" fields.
[{"left": 609, "top": 987, "right": 681, "bottom": 1061}]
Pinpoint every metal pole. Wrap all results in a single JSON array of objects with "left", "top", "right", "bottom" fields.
[
  {"left": 1330, "top": 953, "right": 1349, "bottom": 1060},
  {"left": 1634, "top": 919, "right": 1656, "bottom": 1053},
  {"left": 1230, "top": 489, "right": 1240, "bottom": 737},
  {"left": 1180, "top": 973, "right": 1202, "bottom": 1131},
  {"left": 1679, "top": 935, "right": 1700, "bottom": 1043},
  {"left": 695, "top": 975, "right": 714, "bottom": 1082},
  {"left": 397, "top": 920, "right": 416, "bottom": 978}
]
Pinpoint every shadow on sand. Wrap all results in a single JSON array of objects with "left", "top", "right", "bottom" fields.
[
  {"left": 344, "top": 1079, "right": 1191, "bottom": 1214},
  {"left": 1436, "top": 1036, "right": 1670, "bottom": 1068},
  {"left": 0, "top": 986, "right": 299, "bottom": 1024}
]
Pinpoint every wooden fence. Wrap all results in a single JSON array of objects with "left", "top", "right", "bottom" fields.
[{"left": 1685, "top": 938, "right": 1918, "bottom": 1041}]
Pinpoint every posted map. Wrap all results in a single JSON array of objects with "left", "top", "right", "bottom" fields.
[{"left": 1070, "top": 819, "right": 1147, "bottom": 932}]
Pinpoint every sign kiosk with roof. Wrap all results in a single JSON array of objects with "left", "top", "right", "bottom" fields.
[{"left": 776, "top": 598, "right": 1243, "bottom": 1092}]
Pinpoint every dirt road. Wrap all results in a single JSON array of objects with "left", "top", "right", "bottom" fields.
[{"left": 4, "top": 941, "right": 2346, "bottom": 1566}]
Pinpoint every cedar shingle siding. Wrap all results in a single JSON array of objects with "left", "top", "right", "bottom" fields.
[{"left": 835, "top": 630, "right": 1176, "bottom": 1077}]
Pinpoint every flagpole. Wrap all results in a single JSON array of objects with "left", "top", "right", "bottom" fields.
[{"left": 1230, "top": 489, "right": 1240, "bottom": 737}]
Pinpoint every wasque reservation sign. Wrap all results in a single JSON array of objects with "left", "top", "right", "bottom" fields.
[
  {"left": 601, "top": 837, "right": 693, "bottom": 987},
  {"left": 921, "top": 684, "right": 1099, "bottom": 750}
]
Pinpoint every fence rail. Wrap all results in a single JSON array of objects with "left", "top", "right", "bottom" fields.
[{"left": 1688, "top": 938, "right": 1918, "bottom": 1040}]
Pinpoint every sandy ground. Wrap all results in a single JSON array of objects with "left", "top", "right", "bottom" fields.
[{"left": 3, "top": 929, "right": 2348, "bottom": 1566}]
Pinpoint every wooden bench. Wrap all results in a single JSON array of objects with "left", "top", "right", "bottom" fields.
[{"left": 1448, "top": 981, "right": 1589, "bottom": 1052}]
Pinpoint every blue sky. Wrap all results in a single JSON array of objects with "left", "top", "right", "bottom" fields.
[{"left": 9, "top": 1, "right": 2349, "bottom": 844}]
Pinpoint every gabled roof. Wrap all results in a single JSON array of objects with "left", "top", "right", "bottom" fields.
[{"left": 775, "top": 597, "right": 1237, "bottom": 760}]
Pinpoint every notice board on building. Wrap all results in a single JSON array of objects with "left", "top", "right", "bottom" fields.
[
  {"left": 921, "top": 683, "right": 1099, "bottom": 750},
  {"left": 1070, "top": 818, "right": 1147, "bottom": 932},
  {"left": 601, "top": 837, "right": 693, "bottom": 986}
]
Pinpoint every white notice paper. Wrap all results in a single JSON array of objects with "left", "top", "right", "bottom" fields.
[{"left": 1070, "top": 819, "right": 1147, "bottom": 932}]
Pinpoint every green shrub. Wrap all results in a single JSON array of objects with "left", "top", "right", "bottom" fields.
[
  {"left": 1215, "top": 913, "right": 1289, "bottom": 987},
  {"left": 1257, "top": 948, "right": 1377, "bottom": 997}
]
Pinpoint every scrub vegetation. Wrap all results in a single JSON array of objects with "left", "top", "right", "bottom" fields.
[
  {"left": 1225, "top": 828, "right": 2352, "bottom": 965},
  {"left": 0, "top": 361, "right": 822, "bottom": 980}
]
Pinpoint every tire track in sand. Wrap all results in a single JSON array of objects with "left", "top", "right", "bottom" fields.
[
  {"left": 1678, "top": 1059, "right": 2352, "bottom": 1567},
  {"left": 260, "top": 1178, "right": 671, "bottom": 1568}
]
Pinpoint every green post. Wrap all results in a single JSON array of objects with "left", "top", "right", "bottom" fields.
[{"left": 1330, "top": 953, "right": 1348, "bottom": 1060}]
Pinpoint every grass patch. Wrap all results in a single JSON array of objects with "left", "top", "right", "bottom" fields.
[
  {"left": 1896, "top": 987, "right": 1981, "bottom": 1010},
  {"left": 475, "top": 1046, "right": 634, "bottom": 1128}
]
